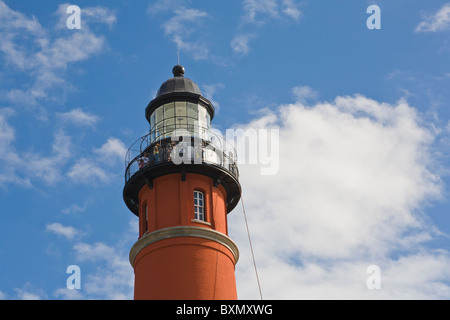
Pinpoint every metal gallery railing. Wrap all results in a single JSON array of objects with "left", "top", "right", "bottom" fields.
[{"left": 125, "top": 127, "right": 239, "bottom": 183}]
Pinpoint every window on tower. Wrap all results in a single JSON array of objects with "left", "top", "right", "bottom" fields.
[
  {"left": 194, "top": 190, "right": 205, "bottom": 221},
  {"left": 140, "top": 202, "right": 149, "bottom": 236}
]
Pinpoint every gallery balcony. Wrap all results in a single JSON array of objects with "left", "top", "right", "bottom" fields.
[{"left": 123, "top": 128, "right": 241, "bottom": 216}]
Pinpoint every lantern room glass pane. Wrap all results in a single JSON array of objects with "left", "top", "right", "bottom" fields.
[
  {"left": 164, "top": 118, "right": 175, "bottom": 136},
  {"left": 175, "top": 116, "right": 187, "bottom": 123},
  {"left": 175, "top": 101, "right": 187, "bottom": 129},
  {"left": 206, "top": 113, "right": 211, "bottom": 128},
  {"left": 155, "top": 122, "right": 163, "bottom": 139},
  {"left": 175, "top": 101, "right": 187, "bottom": 117},
  {"left": 187, "top": 102, "right": 198, "bottom": 119},
  {"left": 149, "top": 102, "right": 213, "bottom": 141},
  {"left": 198, "top": 105, "right": 207, "bottom": 128},
  {"left": 155, "top": 107, "right": 164, "bottom": 125},
  {"left": 150, "top": 113, "right": 155, "bottom": 129},
  {"left": 187, "top": 117, "right": 196, "bottom": 135},
  {"left": 177, "top": 123, "right": 188, "bottom": 132},
  {"left": 164, "top": 103, "right": 175, "bottom": 119}
]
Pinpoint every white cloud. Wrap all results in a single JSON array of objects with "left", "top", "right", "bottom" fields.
[
  {"left": 35, "top": 220, "right": 136, "bottom": 300},
  {"left": 0, "top": 110, "right": 75, "bottom": 187},
  {"left": 242, "top": 0, "right": 301, "bottom": 24},
  {"left": 67, "top": 158, "right": 109, "bottom": 184},
  {"left": 81, "top": 6, "right": 117, "bottom": 29},
  {"left": 13, "top": 283, "right": 47, "bottom": 300},
  {"left": 58, "top": 108, "right": 100, "bottom": 127},
  {"left": 201, "top": 83, "right": 225, "bottom": 110},
  {"left": 54, "top": 3, "right": 117, "bottom": 30},
  {"left": 281, "top": 0, "right": 302, "bottom": 21},
  {"left": 53, "top": 287, "right": 83, "bottom": 300},
  {"left": 0, "top": 2, "right": 115, "bottom": 105},
  {"left": 243, "top": 0, "right": 280, "bottom": 24},
  {"left": 147, "top": 0, "right": 189, "bottom": 16},
  {"left": 94, "top": 137, "right": 127, "bottom": 160},
  {"left": 0, "top": 110, "right": 31, "bottom": 187},
  {"left": 235, "top": 252, "right": 450, "bottom": 299},
  {"left": 291, "top": 85, "right": 318, "bottom": 104},
  {"left": 149, "top": 0, "right": 302, "bottom": 60},
  {"left": 67, "top": 137, "right": 127, "bottom": 185},
  {"left": 0, "top": 0, "right": 45, "bottom": 75},
  {"left": 162, "top": 8, "right": 209, "bottom": 36},
  {"left": 25, "top": 131, "right": 72, "bottom": 185},
  {"left": 232, "top": 0, "right": 302, "bottom": 57},
  {"left": 69, "top": 228, "right": 135, "bottom": 299},
  {"left": 231, "top": 33, "right": 257, "bottom": 56},
  {"left": 39, "top": 33, "right": 105, "bottom": 70},
  {"left": 46, "top": 223, "right": 79, "bottom": 240},
  {"left": 0, "top": 109, "right": 19, "bottom": 163},
  {"left": 0, "top": 2, "right": 43, "bottom": 35},
  {"left": 228, "top": 94, "right": 448, "bottom": 299},
  {"left": 73, "top": 242, "right": 116, "bottom": 261},
  {"left": 416, "top": 3, "right": 450, "bottom": 33},
  {"left": 0, "top": 112, "right": 120, "bottom": 188},
  {"left": 159, "top": 7, "right": 210, "bottom": 61},
  {"left": 61, "top": 203, "right": 87, "bottom": 215}
]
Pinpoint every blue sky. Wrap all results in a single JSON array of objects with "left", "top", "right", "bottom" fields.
[{"left": 1, "top": 0, "right": 450, "bottom": 299}]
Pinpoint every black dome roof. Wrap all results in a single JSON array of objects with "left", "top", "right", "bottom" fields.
[
  {"left": 146, "top": 65, "right": 215, "bottom": 122},
  {"left": 155, "top": 65, "right": 202, "bottom": 98}
]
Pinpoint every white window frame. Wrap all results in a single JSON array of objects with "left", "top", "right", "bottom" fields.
[{"left": 194, "top": 190, "right": 205, "bottom": 221}]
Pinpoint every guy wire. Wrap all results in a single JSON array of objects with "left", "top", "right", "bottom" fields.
[{"left": 240, "top": 193, "right": 263, "bottom": 300}]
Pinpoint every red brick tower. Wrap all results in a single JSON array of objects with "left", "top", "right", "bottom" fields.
[{"left": 123, "top": 65, "right": 241, "bottom": 300}]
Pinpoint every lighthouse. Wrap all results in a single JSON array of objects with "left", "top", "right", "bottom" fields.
[{"left": 123, "top": 65, "right": 241, "bottom": 300}]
